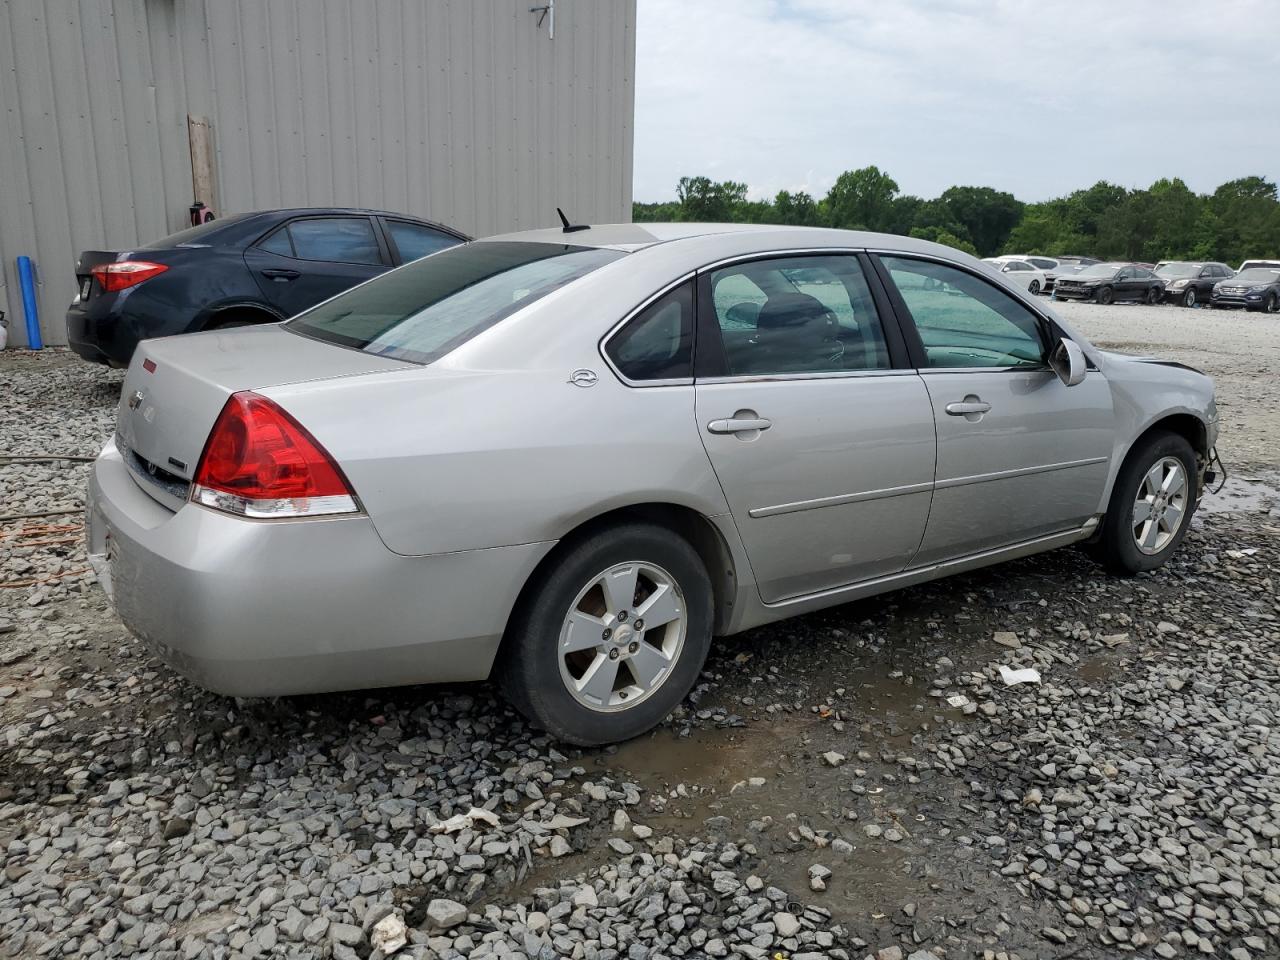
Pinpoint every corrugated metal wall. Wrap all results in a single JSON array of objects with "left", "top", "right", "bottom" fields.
[{"left": 0, "top": 0, "right": 636, "bottom": 348}]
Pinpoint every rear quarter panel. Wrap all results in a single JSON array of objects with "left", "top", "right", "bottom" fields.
[{"left": 263, "top": 367, "right": 729, "bottom": 557}]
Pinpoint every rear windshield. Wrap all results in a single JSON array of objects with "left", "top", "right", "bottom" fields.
[
  {"left": 286, "top": 241, "right": 624, "bottom": 364},
  {"left": 141, "top": 214, "right": 255, "bottom": 249}
]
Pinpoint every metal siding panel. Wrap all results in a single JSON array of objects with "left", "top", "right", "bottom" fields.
[{"left": 1, "top": 0, "right": 635, "bottom": 346}]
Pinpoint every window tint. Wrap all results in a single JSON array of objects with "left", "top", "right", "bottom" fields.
[
  {"left": 606, "top": 282, "right": 693, "bottom": 382},
  {"left": 881, "top": 256, "right": 1048, "bottom": 369},
  {"left": 287, "top": 218, "right": 382, "bottom": 265},
  {"left": 386, "top": 220, "right": 460, "bottom": 262},
  {"left": 257, "top": 228, "right": 294, "bottom": 257},
  {"left": 288, "top": 241, "right": 623, "bottom": 365},
  {"left": 706, "top": 255, "right": 890, "bottom": 376},
  {"left": 1028, "top": 258, "right": 1056, "bottom": 270}
]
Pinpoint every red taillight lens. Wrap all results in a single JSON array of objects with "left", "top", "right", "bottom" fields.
[
  {"left": 191, "top": 392, "right": 359, "bottom": 518},
  {"left": 91, "top": 260, "right": 169, "bottom": 292}
]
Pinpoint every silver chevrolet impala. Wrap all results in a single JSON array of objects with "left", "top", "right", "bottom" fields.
[{"left": 87, "top": 223, "right": 1219, "bottom": 744}]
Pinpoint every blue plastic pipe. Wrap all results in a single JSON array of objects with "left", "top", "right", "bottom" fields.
[{"left": 17, "top": 256, "right": 43, "bottom": 350}]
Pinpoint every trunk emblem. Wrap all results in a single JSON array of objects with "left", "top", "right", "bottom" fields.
[
  {"left": 568, "top": 369, "right": 598, "bottom": 388},
  {"left": 128, "top": 389, "right": 144, "bottom": 410}
]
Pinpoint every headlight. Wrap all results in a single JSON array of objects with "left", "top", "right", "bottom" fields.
[
  {"left": 1248, "top": 286, "right": 1268, "bottom": 293},
  {"left": 1167, "top": 279, "right": 1189, "bottom": 289}
]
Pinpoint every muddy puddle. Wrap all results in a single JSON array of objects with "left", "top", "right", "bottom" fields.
[{"left": 1200, "top": 471, "right": 1280, "bottom": 515}]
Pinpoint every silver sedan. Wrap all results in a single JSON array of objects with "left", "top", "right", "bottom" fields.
[{"left": 87, "top": 223, "right": 1219, "bottom": 744}]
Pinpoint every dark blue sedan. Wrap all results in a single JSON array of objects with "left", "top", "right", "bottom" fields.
[{"left": 66, "top": 208, "right": 468, "bottom": 366}]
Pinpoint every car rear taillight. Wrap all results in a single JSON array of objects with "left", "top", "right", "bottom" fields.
[
  {"left": 91, "top": 260, "right": 169, "bottom": 292},
  {"left": 191, "top": 392, "right": 359, "bottom": 519}
]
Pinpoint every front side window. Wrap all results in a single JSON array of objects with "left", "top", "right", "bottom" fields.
[
  {"left": 880, "top": 256, "right": 1048, "bottom": 369},
  {"left": 605, "top": 282, "right": 694, "bottom": 382},
  {"left": 703, "top": 255, "right": 890, "bottom": 376},
  {"left": 386, "top": 220, "right": 461, "bottom": 262},
  {"left": 288, "top": 217, "right": 383, "bottom": 265},
  {"left": 288, "top": 241, "right": 624, "bottom": 365}
]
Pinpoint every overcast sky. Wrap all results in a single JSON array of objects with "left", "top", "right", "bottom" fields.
[{"left": 632, "top": 0, "right": 1280, "bottom": 203}]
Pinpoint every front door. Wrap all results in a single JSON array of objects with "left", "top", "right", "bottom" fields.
[
  {"left": 243, "top": 215, "right": 390, "bottom": 318},
  {"left": 693, "top": 253, "right": 936, "bottom": 603},
  {"left": 874, "top": 255, "right": 1114, "bottom": 565}
]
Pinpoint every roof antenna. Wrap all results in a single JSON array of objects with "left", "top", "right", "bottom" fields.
[{"left": 557, "top": 207, "right": 590, "bottom": 233}]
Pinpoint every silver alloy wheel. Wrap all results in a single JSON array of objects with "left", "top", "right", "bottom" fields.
[
  {"left": 1183, "top": 288, "right": 1196, "bottom": 307},
  {"left": 1132, "top": 456, "right": 1188, "bottom": 555},
  {"left": 557, "top": 561, "right": 687, "bottom": 712}
]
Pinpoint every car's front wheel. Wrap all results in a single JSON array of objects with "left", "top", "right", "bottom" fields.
[
  {"left": 1090, "top": 430, "right": 1198, "bottom": 575},
  {"left": 500, "top": 523, "right": 713, "bottom": 745},
  {"left": 1183, "top": 287, "right": 1197, "bottom": 308},
  {"left": 1266, "top": 292, "right": 1279, "bottom": 314},
  {"left": 1095, "top": 286, "right": 1115, "bottom": 305}
]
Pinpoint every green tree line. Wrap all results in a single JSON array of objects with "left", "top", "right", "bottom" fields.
[{"left": 633, "top": 168, "right": 1280, "bottom": 265}]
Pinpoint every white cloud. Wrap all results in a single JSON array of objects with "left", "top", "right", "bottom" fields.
[{"left": 633, "top": 0, "right": 1280, "bottom": 203}]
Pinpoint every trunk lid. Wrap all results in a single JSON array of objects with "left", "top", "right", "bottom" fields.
[{"left": 116, "top": 325, "right": 411, "bottom": 507}]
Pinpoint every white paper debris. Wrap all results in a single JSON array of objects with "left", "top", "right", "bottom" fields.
[
  {"left": 430, "top": 807, "right": 501, "bottom": 833},
  {"left": 946, "top": 694, "right": 970, "bottom": 708},
  {"left": 370, "top": 912, "right": 408, "bottom": 955},
  {"left": 999, "top": 665, "right": 1042, "bottom": 686}
]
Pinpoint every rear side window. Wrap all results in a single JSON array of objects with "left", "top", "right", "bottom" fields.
[
  {"left": 288, "top": 218, "right": 383, "bottom": 264},
  {"left": 257, "top": 228, "right": 294, "bottom": 257},
  {"left": 881, "top": 256, "right": 1048, "bottom": 369},
  {"left": 606, "top": 282, "right": 694, "bottom": 382},
  {"left": 287, "top": 241, "right": 624, "bottom": 365},
  {"left": 386, "top": 220, "right": 460, "bottom": 262}
]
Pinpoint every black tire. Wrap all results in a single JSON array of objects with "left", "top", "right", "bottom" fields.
[
  {"left": 1147, "top": 286, "right": 1162, "bottom": 305},
  {"left": 1029, "top": 280, "right": 1041, "bottom": 296},
  {"left": 499, "top": 523, "right": 713, "bottom": 745},
  {"left": 1182, "top": 287, "right": 1197, "bottom": 308},
  {"left": 1267, "top": 292, "right": 1279, "bottom": 314},
  {"left": 1090, "top": 431, "right": 1198, "bottom": 576},
  {"left": 1095, "top": 286, "right": 1115, "bottom": 305}
]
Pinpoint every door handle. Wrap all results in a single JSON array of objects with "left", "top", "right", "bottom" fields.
[
  {"left": 707, "top": 417, "right": 772, "bottom": 434},
  {"left": 944, "top": 399, "right": 991, "bottom": 416},
  {"left": 261, "top": 268, "right": 300, "bottom": 281}
]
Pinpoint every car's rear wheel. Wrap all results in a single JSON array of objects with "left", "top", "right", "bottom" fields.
[
  {"left": 500, "top": 523, "right": 713, "bottom": 745},
  {"left": 1182, "top": 287, "right": 1197, "bottom": 308},
  {"left": 1029, "top": 280, "right": 1041, "bottom": 295},
  {"left": 1096, "top": 286, "right": 1115, "bottom": 305},
  {"left": 1090, "top": 431, "right": 1197, "bottom": 575},
  {"left": 1147, "top": 286, "right": 1162, "bottom": 305}
]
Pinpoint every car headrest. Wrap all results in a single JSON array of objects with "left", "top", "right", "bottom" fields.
[{"left": 755, "top": 292, "right": 830, "bottom": 331}]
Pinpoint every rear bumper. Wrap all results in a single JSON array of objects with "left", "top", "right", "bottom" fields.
[
  {"left": 87, "top": 438, "right": 554, "bottom": 697},
  {"left": 66, "top": 298, "right": 134, "bottom": 367}
]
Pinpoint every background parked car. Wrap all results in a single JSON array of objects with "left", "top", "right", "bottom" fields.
[
  {"left": 1154, "top": 261, "right": 1235, "bottom": 307},
  {"left": 990, "top": 254, "right": 1061, "bottom": 292},
  {"left": 1211, "top": 267, "right": 1280, "bottom": 312},
  {"left": 1238, "top": 259, "right": 1280, "bottom": 273},
  {"left": 982, "top": 257, "right": 1047, "bottom": 294},
  {"left": 1054, "top": 263, "right": 1165, "bottom": 305},
  {"left": 66, "top": 208, "right": 468, "bottom": 366}
]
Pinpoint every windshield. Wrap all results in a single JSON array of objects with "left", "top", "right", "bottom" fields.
[
  {"left": 286, "top": 241, "right": 624, "bottom": 364},
  {"left": 141, "top": 214, "right": 254, "bottom": 248},
  {"left": 1235, "top": 269, "right": 1280, "bottom": 284},
  {"left": 1075, "top": 264, "right": 1119, "bottom": 279},
  {"left": 1155, "top": 262, "right": 1200, "bottom": 278}
]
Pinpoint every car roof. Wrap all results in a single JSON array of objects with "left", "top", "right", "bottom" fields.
[{"left": 479, "top": 222, "right": 986, "bottom": 260}]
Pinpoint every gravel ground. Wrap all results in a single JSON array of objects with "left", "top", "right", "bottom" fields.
[{"left": 1, "top": 304, "right": 1278, "bottom": 960}]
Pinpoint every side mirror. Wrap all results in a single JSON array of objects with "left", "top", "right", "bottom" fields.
[{"left": 1050, "top": 337, "right": 1087, "bottom": 387}]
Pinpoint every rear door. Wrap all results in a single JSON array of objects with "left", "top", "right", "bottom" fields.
[
  {"left": 243, "top": 215, "right": 390, "bottom": 317},
  {"left": 691, "top": 253, "right": 936, "bottom": 603},
  {"left": 873, "top": 254, "right": 1113, "bottom": 564}
]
